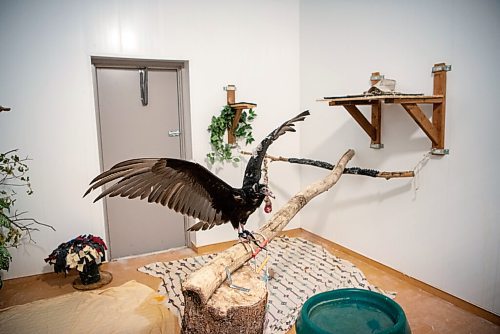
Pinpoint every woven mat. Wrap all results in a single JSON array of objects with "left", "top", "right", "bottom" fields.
[{"left": 138, "top": 237, "right": 394, "bottom": 334}]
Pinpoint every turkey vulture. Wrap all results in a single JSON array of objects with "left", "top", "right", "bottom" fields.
[{"left": 84, "top": 110, "right": 309, "bottom": 238}]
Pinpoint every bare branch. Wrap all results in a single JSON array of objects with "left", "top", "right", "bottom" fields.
[{"left": 8, "top": 211, "right": 56, "bottom": 232}]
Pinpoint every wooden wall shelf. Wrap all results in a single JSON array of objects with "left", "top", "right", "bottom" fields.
[
  {"left": 321, "top": 63, "right": 450, "bottom": 155},
  {"left": 224, "top": 85, "right": 257, "bottom": 144}
]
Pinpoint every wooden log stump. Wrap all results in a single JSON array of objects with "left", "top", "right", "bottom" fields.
[{"left": 182, "top": 265, "right": 267, "bottom": 334}]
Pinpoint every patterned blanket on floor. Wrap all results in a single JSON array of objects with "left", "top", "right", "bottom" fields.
[{"left": 138, "top": 237, "right": 393, "bottom": 334}]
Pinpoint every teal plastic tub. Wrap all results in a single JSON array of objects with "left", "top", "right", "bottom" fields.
[{"left": 296, "top": 288, "right": 411, "bottom": 334}]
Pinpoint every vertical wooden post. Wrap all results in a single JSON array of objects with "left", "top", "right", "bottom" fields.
[
  {"left": 226, "top": 85, "right": 236, "bottom": 105},
  {"left": 370, "top": 101, "right": 382, "bottom": 148},
  {"left": 225, "top": 85, "right": 237, "bottom": 144},
  {"left": 228, "top": 108, "right": 243, "bottom": 144},
  {"left": 369, "top": 72, "right": 383, "bottom": 149},
  {"left": 432, "top": 63, "right": 447, "bottom": 152}
]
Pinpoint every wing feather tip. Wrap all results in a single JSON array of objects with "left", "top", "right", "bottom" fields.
[{"left": 83, "top": 188, "right": 91, "bottom": 197}]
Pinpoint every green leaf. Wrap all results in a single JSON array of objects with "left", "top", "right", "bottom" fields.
[
  {"left": 206, "top": 153, "right": 215, "bottom": 165},
  {"left": 0, "top": 245, "right": 12, "bottom": 271},
  {"left": 0, "top": 212, "right": 12, "bottom": 228},
  {"left": 206, "top": 105, "right": 257, "bottom": 164},
  {"left": 0, "top": 198, "right": 9, "bottom": 210}
]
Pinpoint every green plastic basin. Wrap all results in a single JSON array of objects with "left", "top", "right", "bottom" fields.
[{"left": 296, "top": 288, "right": 411, "bottom": 334}]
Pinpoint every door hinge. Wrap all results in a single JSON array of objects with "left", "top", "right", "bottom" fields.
[{"left": 168, "top": 130, "right": 181, "bottom": 137}]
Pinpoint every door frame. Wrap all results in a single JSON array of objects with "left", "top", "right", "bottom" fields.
[{"left": 90, "top": 56, "right": 193, "bottom": 256}]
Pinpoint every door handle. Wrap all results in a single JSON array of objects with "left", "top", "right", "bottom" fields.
[
  {"left": 168, "top": 130, "right": 181, "bottom": 137},
  {"left": 139, "top": 68, "right": 148, "bottom": 106}
]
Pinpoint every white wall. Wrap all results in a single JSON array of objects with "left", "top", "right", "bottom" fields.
[
  {"left": 0, "top": 0, "right": 301, "bottom": 279},
  {"left": 1, "top": 0, "right": 498, "bottom": 317},
  {"left": 299, "top": 0, "right": 500, "bottom": 315}
]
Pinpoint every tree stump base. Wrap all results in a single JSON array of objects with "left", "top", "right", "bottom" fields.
[{"left": 181, "top": 265, "right": 268, "bottom": 334}]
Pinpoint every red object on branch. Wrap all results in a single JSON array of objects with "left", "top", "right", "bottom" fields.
[{"left": 264, "top": 197, "right": 272, "bottom": 213}]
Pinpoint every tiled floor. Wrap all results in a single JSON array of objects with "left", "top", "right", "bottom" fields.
[{"left": 1, "top": 229, "right": 498, "bottom": 333}]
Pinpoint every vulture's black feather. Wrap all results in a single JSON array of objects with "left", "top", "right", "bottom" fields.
[{"left": 84, "top": 110, "right": 310, "bottom": 232}]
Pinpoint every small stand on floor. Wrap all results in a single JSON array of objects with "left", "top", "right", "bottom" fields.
[{"left": 72, "top": 270, "right": 113, "bottom": 291}]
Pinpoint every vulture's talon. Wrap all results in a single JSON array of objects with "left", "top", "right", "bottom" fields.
[
  {"left": 238, "top": 229, "right": 256, "bottom": 241},
  {"left": 238, "top": 230, "right": 267, "bottom": 252}
]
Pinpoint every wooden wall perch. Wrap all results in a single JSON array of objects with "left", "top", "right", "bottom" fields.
[
  {"left": 182, "top": 149, "right": 354, "bottom": 313},
  {"left": 224, "top": 85, "right": 257, "bottom": 144},
  {"left": 321, "top": 62, "right": 451, "bottom": 155}
]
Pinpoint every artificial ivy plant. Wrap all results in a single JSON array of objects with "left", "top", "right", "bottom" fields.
[{"left": 207, "top": 105, "right": 256, "bottom": 164}]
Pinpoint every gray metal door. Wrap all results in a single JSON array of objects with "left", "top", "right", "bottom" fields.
[{"left": 95, "top": 67, "right": 186, "bottom": 259}]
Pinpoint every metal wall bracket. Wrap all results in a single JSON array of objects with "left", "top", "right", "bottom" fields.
[
  {"left": 431, "top": 148, "right": 449, "bottom": 155},
  {"left": 224, "top": 85, "right": 236, "bottom": 92},
  {"left": 432, "top": 64, "right": 452, "bottom": 73},
  {"left": 370, "top": 143, "right": 384, "bottom": 149},
  {"left": 370, "top": 74, "right": 385, "bottom": 81}
]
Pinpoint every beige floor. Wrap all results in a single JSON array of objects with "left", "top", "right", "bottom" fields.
[{"left": 1, "top": 229, "right": 499, "bottom": 333}]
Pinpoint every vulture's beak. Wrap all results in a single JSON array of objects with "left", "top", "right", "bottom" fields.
[{"left": 262, "top": 187, "right": 275, "bottom": 199}]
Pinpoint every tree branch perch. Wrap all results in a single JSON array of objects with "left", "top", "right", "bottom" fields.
[{"left": 182, "top": 149, "right": 355, "bottom": 305}]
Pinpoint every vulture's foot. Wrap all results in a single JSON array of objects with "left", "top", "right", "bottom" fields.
[{"left": 238, "top": 229, "right": 267, "bottom": 252}]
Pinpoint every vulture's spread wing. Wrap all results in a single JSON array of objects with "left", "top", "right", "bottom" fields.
[
  {"left": 84, "top": 158, "right": 238, "bottom": 231},
  {"left": 243, "top": 110, "right": 310, "bottom": 188}
]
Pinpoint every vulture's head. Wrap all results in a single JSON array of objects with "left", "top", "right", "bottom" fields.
[{"left": 246, "top": 183, "right": 274, "bottom": 208}]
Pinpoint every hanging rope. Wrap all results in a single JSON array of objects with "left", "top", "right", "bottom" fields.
[
  {"left": 412, "top": 151, "right": 431, "bottom": 192},
  {"left": 263, "top": 157, "right": 273, "bottom": 213}
]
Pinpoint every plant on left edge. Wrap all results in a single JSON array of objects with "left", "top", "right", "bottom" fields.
[{"left": 0, "top": 150, "right": 55, "bottom": 289}]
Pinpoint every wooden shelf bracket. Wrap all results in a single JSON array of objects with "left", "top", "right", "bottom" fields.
[
  {"left": 428, "top": 63, "right": 449, "bottom": 155},
  {"left": 224, "top": 85, "right": 257, "bottom": 144},
  {"left": 323, "top": 63, "right": 451, "bottom": 155}
]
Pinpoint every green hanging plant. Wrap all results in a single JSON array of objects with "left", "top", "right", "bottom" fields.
[{"left": 207, "top": 105, "right": 256, "bottom": 164}]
